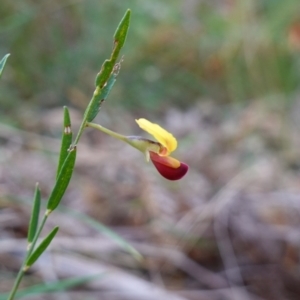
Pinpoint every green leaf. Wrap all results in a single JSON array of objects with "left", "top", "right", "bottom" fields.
[
  {"left": 27, "top": 183, "right": 41, "bottom": 243},
  {"left": 113, "top": 8, "right": 131, "bottom": 60},
  {"left": 26, "top": 227, "right": 59, "bottom": 268},
  {"left": 9, "top": 196, "right": 143, "bottom": 262},
  {"left": 56, "top": 106, "right": 73, "bottom": 179},
  {"left": 95, "top": 9, "right": 130, "bottom": 88},
  {"left": 73, "top": 9, "right": 131, "bottom": 144},
  {"left": 0, "top": 54, "right": 10, "bottom": 79},
  {"left": 85, "top": 72, "right": 117, "bottom": 122},
  {"left": 47, "top": 147, "right": 76, "bottom": 212}
]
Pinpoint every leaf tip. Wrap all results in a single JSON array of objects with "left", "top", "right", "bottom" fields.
[{"left": 114, "top": 9, "right": 131, "bottom": 42}]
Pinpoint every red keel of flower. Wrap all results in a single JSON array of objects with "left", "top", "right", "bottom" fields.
[{"left": 149, "top": 152, "right": 188, "bottom": 180}]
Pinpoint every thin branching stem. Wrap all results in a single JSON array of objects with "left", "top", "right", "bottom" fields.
[
  {"left": 86, "top": 122, "right": 128, "bottom": 142},
  {"left": 73, "top": 120, "right": 86, "bottom": 146},
  {"left": 7, "top": 267, "right": 24, "bottom": 300},
  {"left": 7, "top": 214, "right": 48, "bottom": 300},
  {"left": 6, "top": 10, "right": 131, "bottom": 300}
]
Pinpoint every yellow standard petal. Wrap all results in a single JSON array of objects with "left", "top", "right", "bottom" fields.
[{"left": 135, "top": 118, "right": 177, "bottom": 154}]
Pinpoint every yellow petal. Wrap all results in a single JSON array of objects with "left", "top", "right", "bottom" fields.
[{"left": 135, "top": 118, "right": 177, "bottom": 153}]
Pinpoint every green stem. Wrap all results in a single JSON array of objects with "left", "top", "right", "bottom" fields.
[
  {"left": 73, "top": 89, "right": 100, "bottom": 146},
  {"left": 73, "top": 120, "right": 86, "bottom": 146},
  {"left": 7, "top": 214, "right": 48, "bottom": 300},
  {"left": 27, "top": 214, "right": 48, "bottom": 258},
  {"left": 73, "top": 86, "right": 104, "bottom": 146},
  {"left": 7, "top": 267, "right": 24, "bottom": 300},
  {"left": 86, "top": 122, "right": 128, "bottom": 142},
  {"left": 86, "top": 122, "right": 162, "bottom": 162}
]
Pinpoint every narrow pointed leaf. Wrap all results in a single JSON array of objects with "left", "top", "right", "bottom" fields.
[
  {"left": 0, "top": 54, "right": 10, "bottom": 79},
  {"left": 112, "top": 8, "right": 131, "bottom": 61},
  {"left": 75, "top": 9, "right": 130, "bottom": 141},
  {"left": 85, "top": 72, "right": 117, "bottom": 122},
  {"left": 47, "top": 147, "right": 76, "bottom": 212},
  {"left": 27, "top": 183, "right": 41, "bottom": 243},
  {"left": 56, "top": 106, "right": 73, "bottom": 179},
  {"left": 26, "top": 227, "right": 59, "bottom": 267},
  {"left": 95, "top": 9, "right": 130, "bottom": 88}
]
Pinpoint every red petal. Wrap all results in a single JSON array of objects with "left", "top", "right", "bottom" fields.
[{"left": 149, "top": 152, "right": 188, "bottom": 180}]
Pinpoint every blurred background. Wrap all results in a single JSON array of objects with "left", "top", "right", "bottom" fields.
[{"left": 1, "top": 0, "right": 300, "bottom": 299}]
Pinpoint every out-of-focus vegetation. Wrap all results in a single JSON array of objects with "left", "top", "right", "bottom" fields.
[
  {"left": 1, "top": 0, "right": 300, "bottom": 119},
  {"left": 3, "top": 2, "right": 300, "bottom": 300}
]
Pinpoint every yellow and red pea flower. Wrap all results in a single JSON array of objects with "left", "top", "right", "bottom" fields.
[
  {"left": 87, "top": 118, "right": 188, "bottom": 180},
  {"left": 133, "top": 118, "right": 188, "bottom": 180}
]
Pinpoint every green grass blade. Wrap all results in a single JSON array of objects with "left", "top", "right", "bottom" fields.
[
  {"left": 0, "top": 274, "right": 105, "bottom": 300},
  {"left": 63, "top": 207, "right": 143, "bottom": 261},
  {"left": 56, "top": 106, "right": 73, "bottom": 179},
  {"left": 47, "top": 146, "right": 76, "bottom": 212},
  {"left": 83, "top": 216, "right": 143, "bottom": 261},
  {"left": 27, "top": 183, "right": 41, "bottom": 243},
  {"left": 0, "top": 54, "right": 10, "bottom": 79},
  {"left": 26, "top": 227, "right": 59, "bottom": 268}
]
